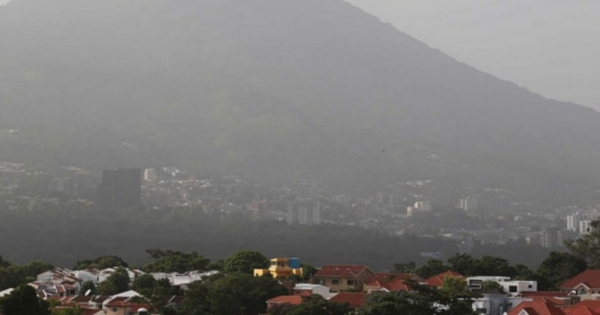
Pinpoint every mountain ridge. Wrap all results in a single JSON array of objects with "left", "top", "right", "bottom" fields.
[{"left": 1, "top": 0, "right": 599, "bottom": 204}]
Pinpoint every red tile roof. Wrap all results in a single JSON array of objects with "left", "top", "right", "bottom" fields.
[
  {"left": 508, "top": 301, "right": 566, "bottom": 315},
  {"left": 570, "top": 301, "right": 600, "bottom": 313},
  {"left": 315, "top": 265, "right": 370, "bottom": 277},
  {"left": 520, "top": 292, "right": 570, "bottom": 298},
  {"left": 266, "top": 295, "right": 303, "bottom": 306},
  {"left": 565, "top": 304, "right": 600, "bottom": 315},
  {"left": 329, "top": 292, "right": 367, "bottom": 309},
  {"left": 365, "top": 273, "right": 424, "bottom": 292},
  {"left": 560, "top": 270, "right": 600, "bottom": 290},
  {"left": 365, "top": 273, "right": 421, "bottom": 284},
  {"left": 530, "top": 296, "right": 571, "bottom": 306},
  {"left": 83, "top": 309, "right": 102, "bottom": 315},
  {"left": 425, "top": 271, "right": 463, "bottom": 288}
]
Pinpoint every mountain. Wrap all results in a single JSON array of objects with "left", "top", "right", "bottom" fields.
[{"left": 1, "top": 0, "right": 599, "bottom": 204}]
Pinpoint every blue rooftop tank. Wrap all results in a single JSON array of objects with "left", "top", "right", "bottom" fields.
[{"left": 289, "top": 258, "right": 301, "bottom": 269}]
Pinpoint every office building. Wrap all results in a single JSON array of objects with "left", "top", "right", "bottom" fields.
[
  {"left": 287, "top": 200, "right": 320, "bottom": 225},
  {"left": 567, "top": 213, "right": 582, "bottom": 231},
  {"left": 459, "top": 197, "right": 479, "bottom": 212},
  {"left": 143, "top": 168, "right": 158, "bottom": 182},
  {"left": 540, "top": 228, "right": 564, "bottom": 249},
  {"left": 580, "top": 220, "right": 592, "bottom": 235}
]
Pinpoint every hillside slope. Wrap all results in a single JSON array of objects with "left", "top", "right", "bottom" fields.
[{"left": 1, "top": 0, "right": 599, "bottom": 203}]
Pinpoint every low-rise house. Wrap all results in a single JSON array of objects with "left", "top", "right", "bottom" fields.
[
  {"left": 329, "top": 292, "right": 368, "bottom": 311},
  {"left": 254, "top": 258, "right": 303, "bottom": 279},
  {"left": 102, "top": 290, "right": 144, "bottom": 309},
  {"left": 151, "top": 270, "right": 219, "bottom": 286},
  {"left": 0, "top": 288, "right": 13, "bottom": 297},
  {"left": 364, "top": 273, "right": 423, "bottom": 293},
  {"left": 88, "top": 295, "right": 110, "bottom": 309},
  {"left": 314, "top": 265, "right": 375, "bottom": 292},
  {"left": 559, "top": 270, "right": 600, "bottom": 295},
  {"left": 104, "top": 299, "right": 150, "bottom": 315},
  {"left": 426, "top": 271, "right": 464, "bottom": 289},
  {"left": 164, "top": 295, "right": 185, "bottom": 311},
  {"left": 563, "top": 300, "right": 600, "bottom": 314},
  {"left": 266, "top": 295, "right": 303, "bottom": 311},
  {"left": 473, "top": 289, "right": 533, "bottom": 315},
  {"left": 517, "top": 291, "right": 575, "bottom": 306},
  {"left": 507, "top": 301, "right": 565, "bottom": 315},
  {"left": 468, "top": 276, "right": 511, "bottom": 292},
  {"left": 292, "top": 284, "right": 333, "bottom": 299},
  {"left": 500, "top": 281, "right": 537, "bottom": 296},
  {"left": 98, "top": 268, "right": 145, "bottom": 283}
]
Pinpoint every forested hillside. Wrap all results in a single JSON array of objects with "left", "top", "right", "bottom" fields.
[{"left": 1, "top": 0, "right": 600, "bottom": 204}]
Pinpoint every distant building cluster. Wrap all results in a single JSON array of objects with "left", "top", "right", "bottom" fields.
[{"left": 287, "top": 200, "right": 321, "bottom": 225}]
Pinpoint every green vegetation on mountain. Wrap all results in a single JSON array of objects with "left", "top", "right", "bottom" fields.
[{"left": 0, "top": 0, "right": 600, "bottom": 204}]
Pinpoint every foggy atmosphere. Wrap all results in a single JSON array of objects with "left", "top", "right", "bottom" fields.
[{"left": 0, "top": 1, "right": 599, "bottom": 314}]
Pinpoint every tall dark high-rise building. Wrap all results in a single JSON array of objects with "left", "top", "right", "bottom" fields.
[{"left": 98, "top": 168, "right": 142, "bottom": 210}]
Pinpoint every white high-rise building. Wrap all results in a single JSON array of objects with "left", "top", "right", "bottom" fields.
[
  {"left": 287, "top": 200, "right": 320, "bottom": 225},
  {"left": 459, "top": 197, "right": 479, "bottom": 211},
  {"left": 414, "top": 201, "right": 432, "bottom": 212},
  {"left": 567, "top": 213, "right": 582, "bottom": 231},
  {"left": 143, "top": 168, "right": 158, "bottom": 182},
  {"left": 580, "top": 220, "right": 592, "bottom": 235}
]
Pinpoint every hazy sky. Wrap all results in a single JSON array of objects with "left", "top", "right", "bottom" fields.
[
  {"left": 345, "top": 0, "right": 600, "bottom": 109},
  {"left": 1, "top": 0, "right": 598, "bottom": 109}
]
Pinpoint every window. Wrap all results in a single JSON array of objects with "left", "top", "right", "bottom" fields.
[
  {"left": 112, "top": 308, "right": 117, "bottom": 312},
  {"left": 347, "top": 280, "right": 356, "bottom": 285},
  {"left": 332, "top": 279, "right": 339, "bottom": 285},
  {"left": 319, "top": 280, "right": 324, "bottom": 285},
  {"left": 528, "top": 285, "right": 533, "bottom": 289},
  {"left": 509, "top": 286, "right": 517, "bottom": 293}
]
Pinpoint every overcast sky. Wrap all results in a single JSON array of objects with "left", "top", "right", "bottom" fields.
[
  {"left": 345, "top": 0, "right": 600, "bottom": 109},
  {"left": 1, "top": 0, "right": 598, "bottom": 109}
]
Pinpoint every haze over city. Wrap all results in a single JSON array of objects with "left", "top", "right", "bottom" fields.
[{"left": 1, "top": 1, "right": 600, "bottom": 314}]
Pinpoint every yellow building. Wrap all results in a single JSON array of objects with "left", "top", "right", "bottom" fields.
[{"left": 254, "top": 257, "right": 303, "bottom": 279}]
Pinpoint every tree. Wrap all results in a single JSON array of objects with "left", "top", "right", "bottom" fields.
[
  {"left": 0, "top": 255, "right": 11, "bottom": 268},
  {"left": 357, "top": 281, "right": 477, "bottom": 315},
  {"left": 470, "top": 256, "right": 516, "bottom": 277},
  {"left": 133, "top": 274, "right": 157, "bottom": 294},
  {"left": 393, "top": 262, "right": 416, "bottom": 273},
  {"left": 208, "top": 273, "right": 287, "bottom": 315},
  {"left": 178, "top": 281, "right": 211, "bottom": 315},
  {"left": 223, "top": 250, "right": 269, "bottom": 274},
  {"left": 482, "top": 281, "right": 504, "bottom": 293},
  {"left": 97, "top": 268, "right": 130, "bottom": 295},
  {"left": 0, "top": 265, "right": 25, "bottom": 291},
  {"left": 441, "top": 277, "right": 470, "bottom": 296},
  {"left": 145, "top": 278, "right": 180, "bottom": 311},
  {"left": 74, "top": 256, "right": 128, "bottom": 270},
  {"left": 270, "top": 295, "right": 349, "bottom": 315},
  {"left": 207, "top": 259, "right": 225, "bottom": 271},
  {"left": 301, "top": 264, "right": 317, "bottom": 281},
  {"left": 537, "top": 251, "right": 588, "bottom": 290},
  {"left": 447, "top": 254, "right": 475, "bottom": 276},
  {"left": 565, "top": 220, "right": 600, "bottom": 268},
  {"left": 21, "top": 260, "right": 54, "bottom": 281},
  {"left": 143, "top": 249, "right": 210, "bottom": 273},
  {"left": 0, "top": 284, "right": 51, "bottom": 315},
  {"left": 415, "top": 259, "right": 449, "bottom": 278},
  {"left": 79, "top": 281, "right": 96, "bottom": 295}
]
